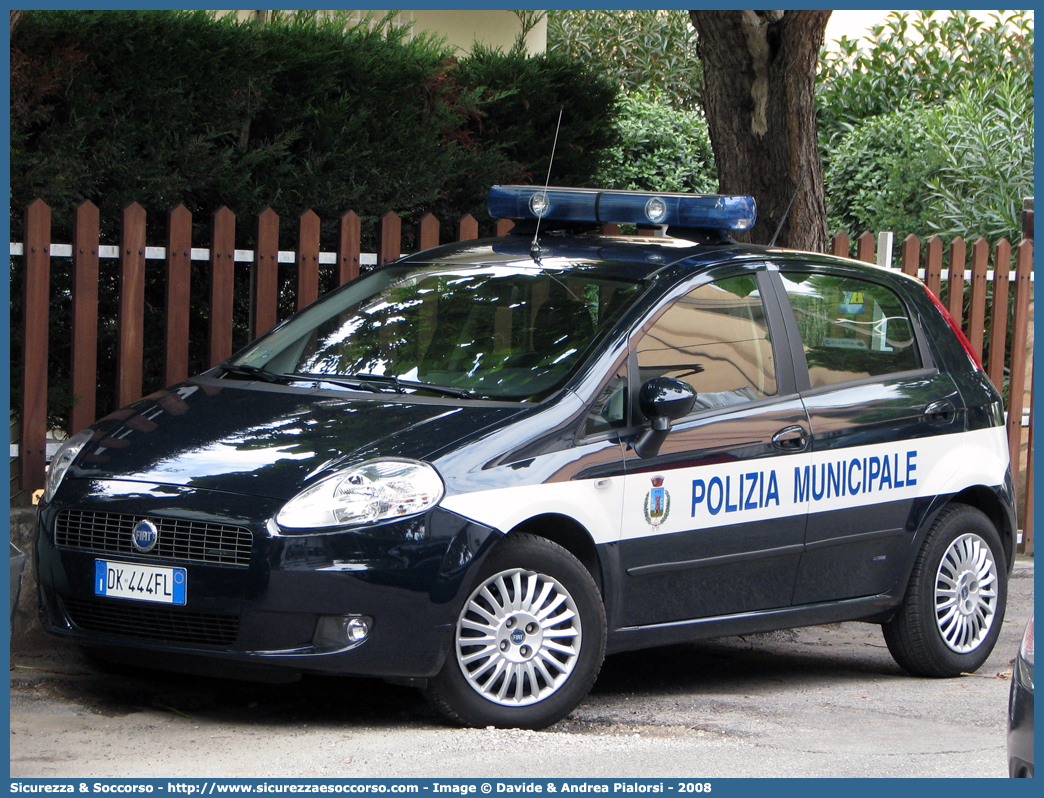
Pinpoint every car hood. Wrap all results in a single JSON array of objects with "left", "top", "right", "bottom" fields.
[{"left": 68, "top": 379, "right": 523, "bottom": 500}]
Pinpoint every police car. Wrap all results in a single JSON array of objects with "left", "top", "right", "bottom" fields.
[{"left": 37, "top": 186, "right": 1016, "bottom": 730}]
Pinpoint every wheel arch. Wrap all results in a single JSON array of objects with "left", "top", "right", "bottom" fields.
[
  {"left": 907, "top": 485, "right": 1017, "bottom": 578},
  {"left": 508, "top": 513, "right": 604, "bottom": 598},
  {"left": 946, "top": 485, "right": 1017, "bottom": 570},
  {"left": 884, "top": 484, "right": 1017, "bottom": 617}
]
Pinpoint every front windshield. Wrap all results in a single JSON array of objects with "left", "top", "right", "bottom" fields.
[{"left": 233, "top": 264, "right": 644, "bottom": 401}]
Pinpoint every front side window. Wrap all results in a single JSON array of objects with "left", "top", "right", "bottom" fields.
[
  {"left": 635, "top": 274, "right": 777, "bottom": 412},
  {"left": 780, "top": 271, "right": 921, "bottom": 389},
  {"left": 234, "top": 265, "right": 644, "bottom": 402}
]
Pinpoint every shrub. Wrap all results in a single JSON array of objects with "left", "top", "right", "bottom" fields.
[
  {"left": 926, "top": 77, "right": 1034, "bottom": 243},
  {"left": 825, "top": 78, "right": 1033, "bottom": 248},
  {"left": 819, "top": 10, "right": 1033, "bottom": 247},
  {"left": 824, "top": 105, "right": 944, "bottom": 239},
  {"left": 10, "top": 10, "right": 617, "bottom": 247},
  {"left": 451, "top": 46, "right": 620, "bottom": 208},
  {"left": 818, "top": 10, "right": 1033, "bottom": 149},
  {"left": 547, "top": 10, "right": 702, "bottom": 111},
  {"left": 10, "top": 9, "right": 618, "bottom": 428},
  {"left": 596, "top": 95, "right": 716, "bottom": 193}
]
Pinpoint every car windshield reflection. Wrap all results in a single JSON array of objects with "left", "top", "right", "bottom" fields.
[{"left": 233, "top": 265, "right": 644, "bottom": 401}]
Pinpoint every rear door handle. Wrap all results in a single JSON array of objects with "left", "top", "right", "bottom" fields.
[
  {"left": 924, "top": 399, "right": 957, "bottom": 425},
  {"left": 772, "top": 425, "right": 809, "bottom": 452}
]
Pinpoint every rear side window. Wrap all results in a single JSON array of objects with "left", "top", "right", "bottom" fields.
[{"left": 780, "top": 272, "right": 921, "bottom": 389}]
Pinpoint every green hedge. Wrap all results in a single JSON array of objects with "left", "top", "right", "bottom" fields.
[
  {"left": 824, "top": 105, "right": 944, "bottom": 241},
  {"left": 825, "top": 80, "right": 1032, "bottom": 247},
  {"left": 595, "top": 94, "right": 716, "bottom": 193},
  {"left": 11, "top": 10, "right": 618, "bottom": 246},
  {"left": 10, "top": 10, "right": 618, "bottom": 428}
]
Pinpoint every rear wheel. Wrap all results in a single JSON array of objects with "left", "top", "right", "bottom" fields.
[
  {"left": 884, "top": 504, "right": 1007, "bottom": 677},
  {"left": 425, "top": 533, "right": 606, "bottom": 729}
]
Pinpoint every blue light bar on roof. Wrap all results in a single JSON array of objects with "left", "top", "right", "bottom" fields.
[{"left": 487, "top": 186, "right": 757, "bottom": 232}]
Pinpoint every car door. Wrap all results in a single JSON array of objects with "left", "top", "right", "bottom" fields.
[
  {"left": 615, "top": 267, "right": 812, "bottom": 628},
  {"left": 771, "top": 265, "right": 966, "bottom": 604}
]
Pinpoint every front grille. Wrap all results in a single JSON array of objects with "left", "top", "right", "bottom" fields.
[
  {"left": 55, "top": 509, "right": 253, "bottom": 567},
  {"left": 62, "top": 596, "right": 239, "bottom": 647}
]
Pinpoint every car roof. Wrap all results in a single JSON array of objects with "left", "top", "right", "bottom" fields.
[
  {"left": 397, "top": 231, "right": 924, "bottom": 291},
  {"left": 396, "top": 232, "right": 711, "bottom": 281}
]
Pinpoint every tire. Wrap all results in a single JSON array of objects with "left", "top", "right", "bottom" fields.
[
  {"left": 425, "top": 533, "right": 606, "bottom": 729},
  {"left": 883, "top": 503, "right": 1007, "bottom": 677}
]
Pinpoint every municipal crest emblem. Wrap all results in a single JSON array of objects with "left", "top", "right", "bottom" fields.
[{"left": 643, "top": 476, "right": 671, "bottom": 527}]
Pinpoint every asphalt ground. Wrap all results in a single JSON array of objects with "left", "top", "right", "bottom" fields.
[{"left": 9, "top": 557, "right": 1033, "bottom": 779}]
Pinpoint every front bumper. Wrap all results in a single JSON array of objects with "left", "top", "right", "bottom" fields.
[{"left": 36, "top": 479, "right": 498, "bottom": 680}]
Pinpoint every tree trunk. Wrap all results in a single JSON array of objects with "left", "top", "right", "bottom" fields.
[{"left": 689, "top": 10, "right": 830, "bottom": 251}]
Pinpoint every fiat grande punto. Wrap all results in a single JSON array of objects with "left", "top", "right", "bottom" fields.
[{"left": 37, "top": 186, "right": 1016, "bottom": 729}]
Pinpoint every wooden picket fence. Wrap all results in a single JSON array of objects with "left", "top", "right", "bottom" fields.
[{"left": 10, "top": 199, "right": 1035, "bottom": 551}]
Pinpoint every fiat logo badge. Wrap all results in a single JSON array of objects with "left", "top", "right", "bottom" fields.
[{"left": 131, "top": 519, "right": 159, "bottom": 553}]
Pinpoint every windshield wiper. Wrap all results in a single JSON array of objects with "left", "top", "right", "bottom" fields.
[
  {"left": 344, "top": 373, "right": 473, "bottom": 400},
  {"left": 218, "top": 363, "right": 291, "bottom": 384},
  {"left": 220, "top": 365, "right": 445, "bottom": 397},
  {"left": 289, "top": 373, "right": 381, "bottom": 393}
]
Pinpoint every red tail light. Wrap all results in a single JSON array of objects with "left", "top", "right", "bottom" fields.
[{"left": 924, "top": 284, "right": 983, "bottom": 371}]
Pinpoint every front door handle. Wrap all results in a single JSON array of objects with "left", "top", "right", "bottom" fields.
[{"left": 772, "top": 425, "right": 808, "bottom": 452}]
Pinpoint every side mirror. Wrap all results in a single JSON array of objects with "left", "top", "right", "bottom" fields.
[{"left": 634, "top": 377, "right": 697, "bottom": 458}]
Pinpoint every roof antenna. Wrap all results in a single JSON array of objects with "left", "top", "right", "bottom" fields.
[
  {"left": 768, "top": 161, "right": 808, "bottom": 248},
  {"left": 530, "top": 107, "right": 564, "bottom": 261}
]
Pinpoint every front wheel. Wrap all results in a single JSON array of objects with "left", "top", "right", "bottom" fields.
[
  {"left": 883, "top": 503, "right": 1007, "bottom": 677},
  {"left": 425, "top": 533, "right": 606, "bottom": 729}
]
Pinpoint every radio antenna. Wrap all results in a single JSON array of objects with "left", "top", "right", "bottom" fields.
[
  {"left": 769, "top": 162, "right": 808, "bottom": 248},
  {"left": 531, "top": 107, "right": 564, "bottom": 260}
]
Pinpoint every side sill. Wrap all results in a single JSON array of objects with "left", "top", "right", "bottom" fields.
[{"left": 605, "top": 593, "right": 901, "bottom": 655}]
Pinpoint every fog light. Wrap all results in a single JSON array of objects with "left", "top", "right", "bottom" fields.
[
  {"left": 314, "top": 614, "right": 373, "bottom": 652},
  {"left": 346, "top": 616, "right": 371, "bottom": 642}
]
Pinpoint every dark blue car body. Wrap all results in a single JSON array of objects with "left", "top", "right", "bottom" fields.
[{"left": 36, "top": 187, "right": 1018, "bottom": 728}]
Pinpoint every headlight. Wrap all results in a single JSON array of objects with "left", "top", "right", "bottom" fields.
[
  {"left": 43, "top": 429, "right": 94, "bottom": 503},
  {"left": 275, "top": 459, "right": 444, "bottom": 532}
]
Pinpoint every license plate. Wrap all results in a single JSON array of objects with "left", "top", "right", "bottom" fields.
[{"left": 94, "top": 560, "right": 187, "bottom": 605}]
